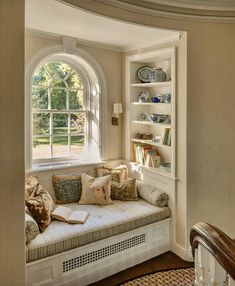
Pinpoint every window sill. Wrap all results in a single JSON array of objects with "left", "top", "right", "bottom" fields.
[{"left": 27, "top": 160, "right": 106, "bottom": 173}]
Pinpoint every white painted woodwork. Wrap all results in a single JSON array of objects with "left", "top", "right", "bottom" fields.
[
  {"left": 26, "top": 161, "right": 173, "bottom": 285},
  {"left": 27, "top": 205, "right": 170, "bottom": 286},
  {"left": 194, "top": 244, "right": 235, "bottom": 286},
  {"left": 125, "top": 47, "right": 176, "bottom": 178}
]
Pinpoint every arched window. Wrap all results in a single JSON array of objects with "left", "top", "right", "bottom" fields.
[
  {"left": 32, "top": 61, "right": 87, "bottom": 161},
  {"left": 27, "top": 48, "right": 106, "bottom": 169}
]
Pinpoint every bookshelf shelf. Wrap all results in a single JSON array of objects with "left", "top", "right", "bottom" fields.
[
  {"left": 131, "top": 81, "right": 171, "bottom": 88},
  {"left": 131, "top": 102, "right": 171, "bottom": 106},
  {"left": 131, "top": 138, "right": 171, "bottom": 148},
  {"left": 141, "top": 165, "right": 173, "bottom": 179},
  {"left": 131, "top": 120, "right": 171, "bottom": 127},
  {"left": 126, "top": 47, "right": 176, "bottom": 178}
]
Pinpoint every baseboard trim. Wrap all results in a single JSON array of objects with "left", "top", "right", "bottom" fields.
[{"left": 171, "top": 243, "right": 193, "bottom": 262}]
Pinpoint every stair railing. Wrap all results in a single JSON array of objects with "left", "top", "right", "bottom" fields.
[{"left": 190, "top": 222, "right": 235, "bottom": 285}]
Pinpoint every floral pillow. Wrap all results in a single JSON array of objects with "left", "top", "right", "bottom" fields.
[
  {"left": 111, "top": 177, "right": 138, "bottom": 201},
  {"left": 97, "top": 165, "right": 128, "bottom": 183},
  {"left": 26, "top": 185, "right": 55, "bottom": 232},
  {"left": 79, "top": 173, "right": 112, "bottom": 205},
  {"left": 52, "top": 174, "right": 82, "bottom": 204}
]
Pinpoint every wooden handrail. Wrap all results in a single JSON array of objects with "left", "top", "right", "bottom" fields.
[{"left": 190, "top": 222, "right": 235, "bottom": 280}]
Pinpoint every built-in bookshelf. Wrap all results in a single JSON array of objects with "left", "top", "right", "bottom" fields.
[{"left": 125, "top": 47, "right": 176, "bottom": 178}]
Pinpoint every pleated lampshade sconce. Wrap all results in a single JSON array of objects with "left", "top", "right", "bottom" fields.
[{"left": 112, "top": 103, "right": 123, "bottom": 126}]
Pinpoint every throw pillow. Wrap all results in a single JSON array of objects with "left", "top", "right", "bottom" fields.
[
  {"left": 26, "top": 185, "right": 55, "bottom": 232},
  {"left": 52, "top": 174, "right": 82, "bottom": 204},
  {"left": 111, "top": 177, "right": 138, "bottom": 201},
  {"left": 97, "top": 165, "right": 128, "bottom": 183},
  {"left": 25, "top": 213, "right": 39, "bottom": 243},
  {"left": 137, "top": 181, "right": 169, "bottom": 207},
  {"left": 79, "top": 173, "right": 112, "bottom": 205}
]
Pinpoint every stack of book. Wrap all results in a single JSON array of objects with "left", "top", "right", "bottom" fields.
[
  {"left": 162, "top": 128, "right": 171, "bottom": 146},
  {"left": 133, "top": 143, "right": 161, "bottom": 168}
]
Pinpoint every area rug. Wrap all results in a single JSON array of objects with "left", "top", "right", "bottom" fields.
[{"left": 120, "top": 267, "right": 195, "bottom": 286}]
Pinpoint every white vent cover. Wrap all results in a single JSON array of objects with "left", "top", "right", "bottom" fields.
[{"left": 63, "top": 234, "right": 146, "bottom": 273}]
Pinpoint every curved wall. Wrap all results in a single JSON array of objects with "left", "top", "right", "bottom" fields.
[{"left": 62, "top": 0, "right": 235, "bottom": 252}]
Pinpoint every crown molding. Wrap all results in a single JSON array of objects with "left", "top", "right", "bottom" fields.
[
  {"left": 25, "top": 28, "right": 123, "bottom": 52},
  {"left": 142, "top": 0, "right": 235, "bottom": 12},
  {"left": 58, "top": 0, "right": 235, "bottom": 23}
]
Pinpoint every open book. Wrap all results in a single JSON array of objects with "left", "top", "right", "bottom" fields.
[{"left": 52, "top": 206, "right": 89, "bottom": 224}]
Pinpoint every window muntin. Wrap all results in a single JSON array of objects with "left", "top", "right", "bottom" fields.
[{"left": 32, "top": 61, "right": 87, "bottom": 161}]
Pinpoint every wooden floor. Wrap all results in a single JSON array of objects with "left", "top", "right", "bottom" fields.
[{"left": 89, "top": 251, "right": 194, "bottom": 286}]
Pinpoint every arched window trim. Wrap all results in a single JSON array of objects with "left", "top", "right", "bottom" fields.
[{"left": 25, "top": 44, "right": 107, "bottom": 171}]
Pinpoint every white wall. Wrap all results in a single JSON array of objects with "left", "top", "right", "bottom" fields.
[{"left": 25, "top": 31, "right": 123, "bottom": 164}]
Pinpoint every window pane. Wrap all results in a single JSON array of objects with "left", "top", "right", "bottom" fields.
[
  {"left": 51, "top": 89, "right": 67, "bottom": 109},
  {"left": 33, "top": 137, "right": 50, "bottom": 159},
  {"left": 32, "top": 86, "right": 48, "bottom": 109},
  {"left": 71, "top": 136, "right": 85, "bottom": 156},
  {"left": 32, "top": 66, "right": 52, "bottom": 87},
  {"left": 53, "top": 136, "right": 68, "bottom": 157},
  {"left": 69, "top": 90, "right": 83, "bottom": 110},
  {"left": 53, "top": 114, "right": 68, "bottom": 134},
  {"left": 33, "top": 113, "right": 50, "bottom": 135},
  {"left": 70, "top": 113, "right": 86, "bottom": 134},
  {"left": 67, "top": 70, "right": 83, "bottom": 89},
  {"left": 51, "top": 79, "right": 66, "bottom": 88},
  {"left": 46, "top": 62, "right": 71, "bottom": 79}
]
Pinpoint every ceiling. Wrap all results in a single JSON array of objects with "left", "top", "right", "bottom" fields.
[{"left": 25, "top": 0, "right": 180, "bottom": 52}]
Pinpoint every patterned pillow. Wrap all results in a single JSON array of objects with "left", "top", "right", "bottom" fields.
[
  {"left": 52, "top": 174, "right": 82, "bottom": 204},
  {"left": 111, "top": 177, "right": 138, "bottom": 201},
  {"left": 79, "top": 173, "right": 112, "bottom": 205},
  {"left": 97, "top": 165, "right": 128, "bottom": 183},
  {"left": 137, "top": 181, "right": 169, "bottom": 207},
  {"left": 26, "top": 185, "right": 55, "bottom": 232},
  {"left": 25, "top": 213, "right": 39, "bottom": 243}
]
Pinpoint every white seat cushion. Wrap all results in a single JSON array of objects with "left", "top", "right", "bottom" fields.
[{"left": 26, "top": 199, "right": 170, "bottom": 262}]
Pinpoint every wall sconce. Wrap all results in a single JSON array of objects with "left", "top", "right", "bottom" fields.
[{"left": 112, "top": 103, "right": 123, "bottom": 126}]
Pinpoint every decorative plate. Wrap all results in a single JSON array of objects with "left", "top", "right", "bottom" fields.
[{"left": 137, "top": 66, "right": 153, "bottom": 83}]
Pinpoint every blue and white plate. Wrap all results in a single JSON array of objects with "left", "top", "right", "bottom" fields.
[{"left": 137, "top": 66, "right": 153, "bottom": 83}]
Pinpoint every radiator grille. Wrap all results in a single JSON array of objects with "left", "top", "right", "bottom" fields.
[{"left": 63, "top": 233, "right": 146, "bottom": 273}]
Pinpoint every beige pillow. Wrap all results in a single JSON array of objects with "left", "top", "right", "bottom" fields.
[
  {"left": 97, "top": 165, "right": 128, "bottom": 183},
  {"left": 79, "top": 173, "right": 112, "bottom": 205},
  {"left": 111, "top": 177, "right": 138, "bottom": 201},
  {"left": 137, "top": 181, "right": 169, "bottom": 207},
  {"left": 25, "top": 213, "right": 39, "bottom": 243}
]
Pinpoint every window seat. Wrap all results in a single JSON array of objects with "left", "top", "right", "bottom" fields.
[{"left": 26, "top": 199, "right": 170, "bottom": 263}]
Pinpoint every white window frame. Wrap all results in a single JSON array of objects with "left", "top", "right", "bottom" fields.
[
  {"left": 25, "top": 44, "right": 108, "bottom": 171},
  {"left": 32, "top": 57, "right": 90, "bottom": 163}
]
